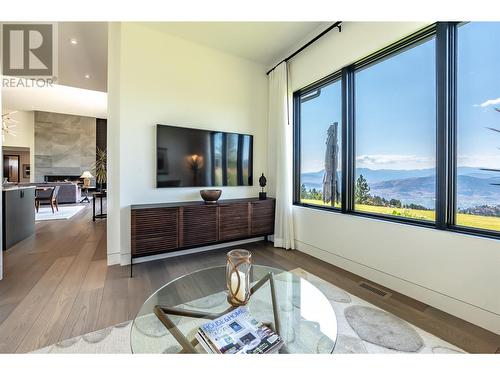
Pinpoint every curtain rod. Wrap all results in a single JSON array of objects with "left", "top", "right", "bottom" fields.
[{"left": 266, "top": 21, "right": 342, "bottom": 75}]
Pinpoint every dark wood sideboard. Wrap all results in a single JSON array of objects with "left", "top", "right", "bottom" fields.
[{"left": 130, "top": 198, "right": 275, "bottom": 275}]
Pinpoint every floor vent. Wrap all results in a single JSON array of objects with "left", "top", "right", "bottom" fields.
[{"left": 358, "top": 281, "right": 390, "bottom": 298}]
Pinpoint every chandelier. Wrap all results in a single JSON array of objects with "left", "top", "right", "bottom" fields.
[{"left": 1, "top": 111, "right": 18, "bottom": 141}]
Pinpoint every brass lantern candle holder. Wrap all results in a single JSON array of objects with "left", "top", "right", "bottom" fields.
[
  {"left": 226, "top": 249, "right": 252, "bottom": 306},
  {"left": 153, "top": 251, "right": 283, "bottom": 353}
]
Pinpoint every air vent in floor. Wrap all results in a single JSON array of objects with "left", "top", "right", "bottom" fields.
[{"left": 358, "top": 281, "right": 391, "bottom": 298}]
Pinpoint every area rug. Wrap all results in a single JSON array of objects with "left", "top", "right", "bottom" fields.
[
  {"left": 35, "top": 205, "right": 86, "bottom": 221},
  {"left": 32, "top": 268, "right": 465, "bottom": 354}
]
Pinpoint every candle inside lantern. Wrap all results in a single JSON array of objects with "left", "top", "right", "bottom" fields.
[
  {"left": 230, "top": 270, "right": 246, "bottom": 302},
  {"left": 226, "top": 249, "right": 252, "bottom": 306}
]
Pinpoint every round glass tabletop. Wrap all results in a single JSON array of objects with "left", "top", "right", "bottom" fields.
[{"left": 131, "top": 265, "right": 337, "bottom": 354}]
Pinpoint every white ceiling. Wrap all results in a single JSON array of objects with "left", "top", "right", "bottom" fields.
[
  {"left": 57, "top": 22, "right": 108, "bottom": 92},
  {"left": 144, "top": 22, "right": 330, "bottom": 68},
  {"left": 1, "top": 22, "right": 108, "bottom": 118},
  {"left": 2, "top": 22, "right": 330, "bottom": 118},
  {"left": 2, "top": 80, "right": 107, "bottom": 118}
]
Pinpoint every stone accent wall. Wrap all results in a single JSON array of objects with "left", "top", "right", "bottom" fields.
[{"left": 35, "top": 111, "right": 96, "bottom": 182}]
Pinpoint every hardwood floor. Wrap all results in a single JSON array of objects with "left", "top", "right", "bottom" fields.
[{"left": 0, "top": 203, "right": 499, "bottom": 353}]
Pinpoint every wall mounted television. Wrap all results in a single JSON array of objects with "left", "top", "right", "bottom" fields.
[{"left": 156, "top": 124, "right": 253, "bottom": 188}]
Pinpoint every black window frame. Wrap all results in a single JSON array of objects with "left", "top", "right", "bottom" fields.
[
  {"left": 292, "top": 21, "right": 500, "bottom": 240},
  {"left": 449, "top": 22, "right": 500, "bottom": 239},
  {"left": 293, "top": 71, "right": 343, "bottom": 211}
]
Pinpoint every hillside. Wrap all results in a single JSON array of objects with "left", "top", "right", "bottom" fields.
[{"left": 301, "top": 167, "right": 500, "bottom": 209}]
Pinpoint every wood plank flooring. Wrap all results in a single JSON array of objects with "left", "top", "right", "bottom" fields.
[{"left": 0, "top": 203, "right": 498, "bottom": 353}]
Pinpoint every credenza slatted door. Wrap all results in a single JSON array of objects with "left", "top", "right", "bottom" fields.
[
  {"left": 180, "top": 205, "right": 218, "bottom": 247},
  {"left": 250, "top": 199, "right": 275, "bottom": 236},
  {"left": 131, "top": 198, "right": 276, "bottom": 259},
  {"left": 131, "top": 207, "right": 179, "bottom": 256},
  {"left": 219, "top": 202, "right": 250, "bottom": 241}
]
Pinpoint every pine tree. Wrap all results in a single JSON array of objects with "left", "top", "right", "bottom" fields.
[
  {"left": 300, "top": 184, "right": 308, "bottom": 199},
  {"left": 389, "top": 198, "right": 402, "bottom": 208},
  {"left": 355, "top": 174, "right": 371, "bottom": 204}
]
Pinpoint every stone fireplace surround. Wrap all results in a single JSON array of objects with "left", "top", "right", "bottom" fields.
[{"left": 34, "top": 111, "right": 96, "bottom": 183}]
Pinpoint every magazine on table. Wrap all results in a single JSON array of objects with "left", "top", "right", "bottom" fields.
[{"left": 195, "top": 306, "right": 284, "bottom": 354}]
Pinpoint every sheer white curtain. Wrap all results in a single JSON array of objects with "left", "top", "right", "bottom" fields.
[{"left": 267, "top": 62, "right": 295, "bottom": 250}]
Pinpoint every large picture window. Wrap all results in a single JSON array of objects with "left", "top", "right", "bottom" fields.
[
  {"left": 354, "top": 38, "right": 436, "bottom": 222},
  {"left": 298, "top": 79, "right": 342, "bottom": 208},
  {"left": 293, "top": 22, "right": 500, "bottom": 238},
  {"left": 456, "top": 22, "right": 500, "bottom": 232}
]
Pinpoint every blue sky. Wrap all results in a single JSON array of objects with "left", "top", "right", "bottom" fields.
[{"left": 300, "top": 22, "right": 500, "bottom": 173}]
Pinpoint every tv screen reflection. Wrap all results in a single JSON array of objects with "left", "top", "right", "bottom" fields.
[{"left": 156, "top": 125, "right": 253, "bottom": 188}]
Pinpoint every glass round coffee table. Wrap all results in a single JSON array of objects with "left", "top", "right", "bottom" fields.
[{"left": 131, "top": 265, "right": 337, "bottom": 354}]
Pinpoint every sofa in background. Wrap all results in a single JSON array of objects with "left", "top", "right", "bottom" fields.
[{"left": 18, "top": 182, "right": 82, "bottom": 204}]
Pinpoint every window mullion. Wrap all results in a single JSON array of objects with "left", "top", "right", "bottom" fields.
[
  {"left": 293, "top": 92, "right": 301, "bottom": 204},
  {"left": 342, "top": 66, "right": 355, "bottom": 213},
  {"left": 436, "top": 22, "right": 457, "bottom": 230}
]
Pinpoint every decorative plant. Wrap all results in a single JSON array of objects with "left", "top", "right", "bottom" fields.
[{"left": 91, "top": 147, "right": 107, "bottom": 191}]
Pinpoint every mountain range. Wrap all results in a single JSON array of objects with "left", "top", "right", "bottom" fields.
[{"left": 301, "top": 167, "right": 500, "bottom": 209}]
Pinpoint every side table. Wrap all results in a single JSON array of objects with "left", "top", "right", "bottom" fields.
[
  {"left": 80, "top": 186, "right": 96, "bottom": 203},
  {"left": 93, "top": 191, "right": 107, "bottom": 221}
]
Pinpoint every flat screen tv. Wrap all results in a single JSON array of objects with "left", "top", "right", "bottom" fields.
[{"left": 156, "top": 124, "right": 253, "bottom": 188}]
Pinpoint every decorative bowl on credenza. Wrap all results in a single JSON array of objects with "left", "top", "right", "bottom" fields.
[{"left": 200, "top": 189, "right": 222, "bottom": 203}]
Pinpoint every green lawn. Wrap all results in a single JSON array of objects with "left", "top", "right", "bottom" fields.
[{"left": 300, "top": 199, "right": 500, "bottom": 232}]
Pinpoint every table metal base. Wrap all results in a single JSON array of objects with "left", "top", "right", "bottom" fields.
[{"left": 153, "top": 272, "right": 281, "bottom": 354}]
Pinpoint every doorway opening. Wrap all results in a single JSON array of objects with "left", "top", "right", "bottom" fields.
[
  {"left": 3, "top": 154, "right": 20, "bottom": 183},
  {"left": 0, "top": 23, "right": 109, "bottom": 351}
]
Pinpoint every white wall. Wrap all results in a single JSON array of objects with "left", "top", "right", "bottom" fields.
[
  {"left": 107, "top": 22, "right": 122, "bottom": 267},
  {"left": 288, "top": 22, "right": 500, "bottom": 334},
  {"left": 2, "top": 109, "right": 35, "bottom": 182},
  {"left": 289, "top": 22, "right": 430, "bottom": 91},
  {"left": 107, "top": 23, "right": 269, "bottom": 266}
]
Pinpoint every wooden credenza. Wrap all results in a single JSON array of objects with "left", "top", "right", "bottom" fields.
[{"left": 131, "top": 198, "right": 275, "bottom": 260}]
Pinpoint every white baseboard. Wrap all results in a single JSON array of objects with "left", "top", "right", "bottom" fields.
[
  {"left": 107, "top": 252, "right": 121, "bottom": 266},
  {"left": 296, "top": 239, "right": 500, "bottom": 335},
  {"left": 113, "top": 237, "right": 266, "bottom": 266}
]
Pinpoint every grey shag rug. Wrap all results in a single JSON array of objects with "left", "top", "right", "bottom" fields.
[{"left": 32, "top": 268, "right": 465, "bottom": 354}]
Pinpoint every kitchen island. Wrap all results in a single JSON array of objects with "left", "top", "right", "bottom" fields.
[{"left": 2, "top": 185, "right": 36, "bottom": 250}]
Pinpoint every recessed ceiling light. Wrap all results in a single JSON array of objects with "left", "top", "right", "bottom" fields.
[
  {"left": 70, "top": 38, "right": 78, "bottom": 45},
  {"left": 84, "top": 74, "right": 90, "bottom": 79}
]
